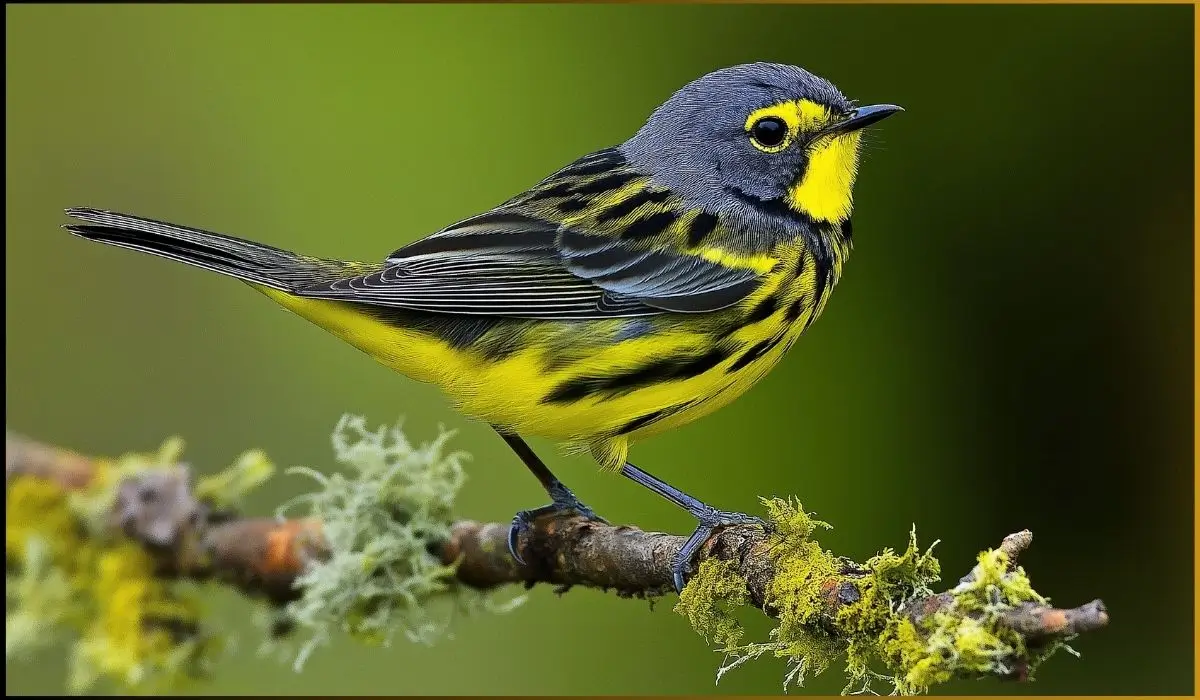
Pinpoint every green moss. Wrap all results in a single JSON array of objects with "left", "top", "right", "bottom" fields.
[
  {"left": 679, "top": 502, "right": 1078, "bottom": 695},
  {"left": 676, "top": 498, "right": 845, "bottom": 690},
  {"left": 758, "top": 497, "right": 842, "bottom": 687},
  {"left": 674, "top": 558, "right": 749, "bottom": 648},
  {"left": 276, "top": 415, "right": 525, "bottom": 671},
  {"left": 874, "top": 547, "right": 1069, "bottom": 694}
]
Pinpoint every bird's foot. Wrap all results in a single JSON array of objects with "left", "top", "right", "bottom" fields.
[
  {"left": 672, "top": 506, "right": 767, "bottom": 593},
  {"left": 617, "top": 462, "right": 768, "bottom": 593},
  {"left": 507, "top": 479, "right": 607, "bottom": 565}
]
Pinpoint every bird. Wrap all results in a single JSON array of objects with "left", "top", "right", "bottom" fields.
[{"left": 63, "top": 62, "right": 901, "bottom": 592}]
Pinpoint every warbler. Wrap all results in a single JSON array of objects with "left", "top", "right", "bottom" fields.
[{"left": 64, "top": 62, "right": 900, "bottom": 591}]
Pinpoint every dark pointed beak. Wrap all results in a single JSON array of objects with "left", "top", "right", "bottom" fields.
[{"left": 825, "top": 103, "right": 904, "bottom": 136}]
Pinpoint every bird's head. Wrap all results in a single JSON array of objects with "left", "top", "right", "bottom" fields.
[{"left": 621, "top": 62, "right": 901, "bottom": 225}]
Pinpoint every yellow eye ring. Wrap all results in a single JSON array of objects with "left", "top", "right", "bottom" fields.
[{"left": 748, "top": 116, "right": 791, "bottom": 153}]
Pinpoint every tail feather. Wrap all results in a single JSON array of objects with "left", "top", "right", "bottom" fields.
[{"left": 63, "top": 208, "right": 333, "bottom": 291}]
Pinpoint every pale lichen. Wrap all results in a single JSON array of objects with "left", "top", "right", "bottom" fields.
[{"left": 274, "top": 415, "right": 525, "bottom": 672}]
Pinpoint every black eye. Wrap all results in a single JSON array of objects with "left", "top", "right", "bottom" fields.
[{"left": 750, "top": 117, "right": 788, "bottom": 149}]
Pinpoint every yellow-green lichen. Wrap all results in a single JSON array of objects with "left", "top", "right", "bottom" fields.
[
  {"left": 195, "top": 448, "right": 275, "bottom": 512},
  {"left": 6, "top": 535, "right": 76, "bottom": 660},
  {"left": 6, "top": 477, "right": 91, "bottom": 658},
  {"left": 862, "top": 527, "right": 942, "bottom": 606},
  {"left": 674, "top": 558, "right": 750, "bottom": 648},
  {"left": 6, "top": 440, "right": 217, "bottom": 695},
  {"left": 833, "top": 527, "right": 942, "bottom": 692},
  {"left": 678, "top": 500, "right": 1076, "bottom": 695},
  {"left": 877, "top": 547, "right": 1069, "bottom": 694},
  {"left": 676, "top": 497, "right": 846, "bottom": 690},
  {"left": 757, "top": 497, "right": 843, "bottom": 687},
  {"left": 7, "top": 475, "right": 84, "bottom": 563},
  {"left": 956, "top": 548, "right": 1043, "bottom": 610},
  {"left": 69, "top": 542, "right": 214, "bottom": 695}
]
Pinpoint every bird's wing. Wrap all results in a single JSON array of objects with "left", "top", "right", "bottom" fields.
[{"left": 293, "top": 150, "right": 767, "bottom": 320}]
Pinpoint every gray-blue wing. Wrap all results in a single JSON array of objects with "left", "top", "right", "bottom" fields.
[{"left": 292, "top": 210, "right": 763, "bottom": 319}]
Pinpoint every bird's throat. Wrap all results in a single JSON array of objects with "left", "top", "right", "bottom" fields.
[{"left": 786, "top": 132, "right": 862, "bottom": 224}]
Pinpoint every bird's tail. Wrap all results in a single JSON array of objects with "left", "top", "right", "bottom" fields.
[{"left": 63, "top": 207, "right": 335, "bottom": 292}]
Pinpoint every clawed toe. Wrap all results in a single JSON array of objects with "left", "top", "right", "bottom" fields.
[
  {"left": 671, "top": 508, "right": 768, "bottom": 592},
  {"left": 506, "top": 481, "right": 606, "bottom": 565},
  {"left": 506, "top": 509, "right": 538, "bottom": 564}
]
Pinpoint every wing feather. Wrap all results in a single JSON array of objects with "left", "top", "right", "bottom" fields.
[{"left": 293, "top": 151, "right": 765, "bottom": 319}]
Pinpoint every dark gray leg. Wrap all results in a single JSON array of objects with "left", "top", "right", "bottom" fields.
[
  {"left": 620, "top": 462, "right": 765, "bottom": 591},
  {"left": 494, "top": 428, "right": 607, "bottom": 563}
]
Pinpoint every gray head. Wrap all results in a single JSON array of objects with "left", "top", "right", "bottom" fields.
[{"left": 621, "top": 63, "right": 900, "bottom": 225}]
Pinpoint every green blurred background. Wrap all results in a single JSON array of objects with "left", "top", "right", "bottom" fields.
[{"left": 5, "top": 3, "right": 1194, "bottom": 695}]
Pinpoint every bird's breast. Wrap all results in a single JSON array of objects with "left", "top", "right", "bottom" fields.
[{"left": 585, "top": 234, "right": 851, "bottom": 445}]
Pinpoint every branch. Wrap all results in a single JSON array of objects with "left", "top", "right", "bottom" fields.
[{"left": 5, "top": 427, "right": 1107, "bottom": 694}]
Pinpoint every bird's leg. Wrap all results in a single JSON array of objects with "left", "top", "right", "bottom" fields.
[
  {"left": 494, "top": 429, "right": 607, "bottom": 564},
  {"left": 620, "top": 462, "right": 766, "bottom": 592}
]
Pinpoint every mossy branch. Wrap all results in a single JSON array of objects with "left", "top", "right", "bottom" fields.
[{"left": 5, "top": 421, "right": 1107, "bottom": 695}]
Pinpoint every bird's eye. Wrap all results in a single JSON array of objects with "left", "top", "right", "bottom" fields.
[{"left": 749, "top": 117, "right": 789, "bottom": 151}]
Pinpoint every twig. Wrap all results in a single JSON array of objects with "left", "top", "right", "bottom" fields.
[{"left": 5, "top": 430, "right": 1108, "bottom": 690}]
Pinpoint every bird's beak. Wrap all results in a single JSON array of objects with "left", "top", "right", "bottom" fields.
[{"left": 823, "top": 103, "right": 904, "bottom": 136}]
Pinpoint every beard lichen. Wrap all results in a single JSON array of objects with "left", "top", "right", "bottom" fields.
[
  {"left": 675, "top": 498, "right": 1074, "bottom": 695},
  {"left": 273, "top": 415, "right": 525, "bottom": 672}
]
